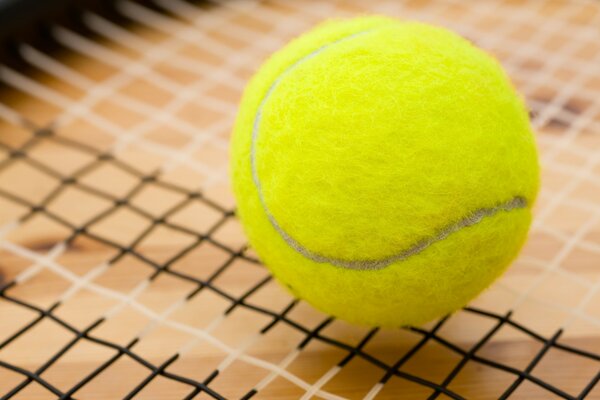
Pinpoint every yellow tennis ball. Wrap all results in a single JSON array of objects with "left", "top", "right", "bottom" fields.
[{"left": 230, "top": 16, "right": 539, "bottom": 327}]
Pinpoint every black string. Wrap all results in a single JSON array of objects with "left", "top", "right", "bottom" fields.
[{"left": 0, "top": 121, "right": 598, "bottom": 400}]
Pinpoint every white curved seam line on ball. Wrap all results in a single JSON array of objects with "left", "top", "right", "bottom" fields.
[{"left": 250, "top": 29, "right": 528, "bottom": 271}]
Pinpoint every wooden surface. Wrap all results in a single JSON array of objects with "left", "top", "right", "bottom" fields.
[{"left": 0, "top": 0, "right": 599, "bottom": 399}]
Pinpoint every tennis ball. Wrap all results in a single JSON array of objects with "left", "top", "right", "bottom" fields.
[{"left": 230, "top": 16, "right": 539, "bottom": 327}]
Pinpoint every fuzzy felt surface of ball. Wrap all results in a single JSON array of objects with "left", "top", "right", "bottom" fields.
[{"left": 230, "top": 16, "right": 539, "bottom": 327}]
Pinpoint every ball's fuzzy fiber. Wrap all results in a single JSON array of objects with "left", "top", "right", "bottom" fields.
[{"left": 230, "top": 16, "right": 539, "bottom": 327}]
